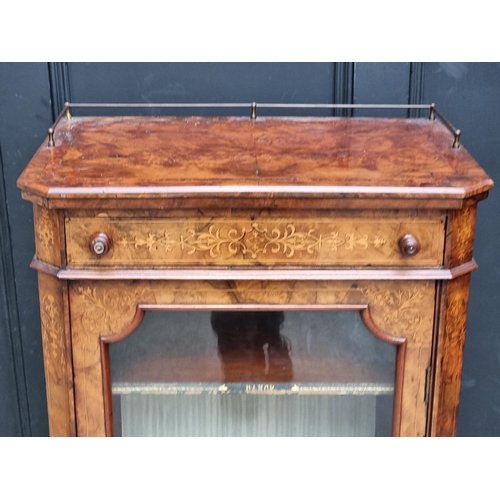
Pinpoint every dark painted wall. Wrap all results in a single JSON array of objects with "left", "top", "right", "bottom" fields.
[
  {"left": 0, "top": 63, "right": 53, "bottom": 436},
  {"left": 0, "top": 62, "right": 498, "bottom": 436}
]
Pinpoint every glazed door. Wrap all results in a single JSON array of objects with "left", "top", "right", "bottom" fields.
[
  {"left": 70, "top": 279, "right": 436, "bottom": 437},
  {"left": 108, "top": 309, "right": 398, "bottom": 437}
]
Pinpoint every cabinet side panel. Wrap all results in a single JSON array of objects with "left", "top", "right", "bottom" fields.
[
  {"left": 34, "top": 205, "right": 64, "bottom": 266},
  {"left": 432, "top": 203, "right": 477, "bottom": 436},
  {"left": 37, "top": 272, "right": 75, "bottom": 436},
  {"left": 33, "top": 206, "right": 75, "bottom": 436},
  {"left": 431, "top": 274, "right": 471, "bottom": 436},
  {"left": 445, "top": 201, "right": 477, "bottom": 268}
]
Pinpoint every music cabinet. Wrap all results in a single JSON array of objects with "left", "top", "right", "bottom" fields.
[{"left": 17, "top": 103, "right": 493, "bottom": 437}]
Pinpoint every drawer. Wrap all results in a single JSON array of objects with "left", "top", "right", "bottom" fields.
[{"left": 65, "top": 216, "right": 446, "bottom": 268}]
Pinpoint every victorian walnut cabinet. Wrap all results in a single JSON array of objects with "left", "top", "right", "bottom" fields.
[{"left": 17, "top": 104, "right": 493, "bottom": 437}]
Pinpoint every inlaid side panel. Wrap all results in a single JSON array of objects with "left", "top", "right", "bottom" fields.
[
  {"left": 69, "top": 280, "right": 435, "bottom": 437},
  {"left": 431, "top": 272, "right": 472, "bottom": 436},
  {"left": 65, "top": 216, "right": 445, "bottom": 267},
  {"left": 431, "top": 201, "right": 478, "bottom": 436},
  {"left": 445, "top": 201, "right": 477, "bottom": 268},
  {"left": 33, "top": 206, "right": 75, "bottom": 436},
  {"left": 34, "top": 205, "right": 64, "bottom": 266},
  {"left": 37, "top": 272, "right": 75, "bottom": 436}
]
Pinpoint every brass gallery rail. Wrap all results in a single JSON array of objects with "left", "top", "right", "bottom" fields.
[{"left": 46, "top": 102, "right": 461, "bottom": 149}]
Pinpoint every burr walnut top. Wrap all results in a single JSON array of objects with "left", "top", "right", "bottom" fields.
[{"left": 17, "top": 116, "right": 493, "bottom": 208}]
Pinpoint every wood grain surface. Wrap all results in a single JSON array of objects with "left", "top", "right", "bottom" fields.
[
  {"left": 430, "top": 203, "right": 479, "bottom": 435},
  {"left": 17, "top": 117, "right": 493, "bottom": 209}
]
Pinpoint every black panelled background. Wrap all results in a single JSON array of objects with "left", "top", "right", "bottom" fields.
[{"left": 0, "top": 63, "right": 498, "bottom": 436}]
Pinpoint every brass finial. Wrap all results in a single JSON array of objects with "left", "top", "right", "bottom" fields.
[
  {"left": 47, "top": 128, "right": 55, "bottom": 148},
  {"left": 453, "top": 129, "right": 461, "bottom": 149},
  {"left": 251, "top": 102, "right": 257, "bottom": 120},
  {"left": 429, "top": 103, "right": 436, "bottom": 121},
  {"left": 65, "top": 102, "right": 72, "bottom": 120}
]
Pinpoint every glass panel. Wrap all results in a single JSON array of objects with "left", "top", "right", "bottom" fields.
[{"left": 109, "top": 310, "right": 396, "bottom": 437}]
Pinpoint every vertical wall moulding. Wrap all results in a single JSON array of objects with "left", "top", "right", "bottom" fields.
[
  {"left": 48, "top": 62, "right": 71, "bottom": 120},
  {"left": 333, "top": 63, "right": 355, "bottom": 117},
  {"left": 408, "top": 63, "right": 426, "bottom": 118},
  {"left": 0, "top": 144, "right": 31, "bottom": 436}
]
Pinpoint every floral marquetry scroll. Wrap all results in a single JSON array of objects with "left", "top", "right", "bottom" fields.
[
  {"left": 74, "top": 285, "right": 156, "bottom": 337},
  {"left": 362, "top": 285, "right": 427, "bottom": 340},
  {"left": 115, "top": 223, "right": 387, "bottom": 258}
]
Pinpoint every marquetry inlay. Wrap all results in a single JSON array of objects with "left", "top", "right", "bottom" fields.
[{"left": 117, "top": 222, "right": 387, "bottom": 257}]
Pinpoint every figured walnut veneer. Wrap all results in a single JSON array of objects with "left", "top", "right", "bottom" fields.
[
  {"left": 17, "top": 117, "right": 492, "bottom": 209},
  {"left": 17, "top": 115, "right": 493, "bottom": 437}
]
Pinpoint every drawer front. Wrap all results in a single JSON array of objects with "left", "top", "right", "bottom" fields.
[{"left": 65, "top": 216, "right": 445, "bottom": 268}]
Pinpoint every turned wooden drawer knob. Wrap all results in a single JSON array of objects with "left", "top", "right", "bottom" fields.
[
  {"left": 90, "top": 233, "right": 111, "bottom": 256},
  {"left": 398, "top": 234, "right": 420, "bottom": 257}
]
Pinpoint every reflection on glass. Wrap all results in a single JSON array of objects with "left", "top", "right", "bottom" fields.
[
  {"left": 211, "top": 312, "right": 293, "bottom": 382},
  {"left": 109, "top": 310, "right": 396, "bottom": 437}
]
